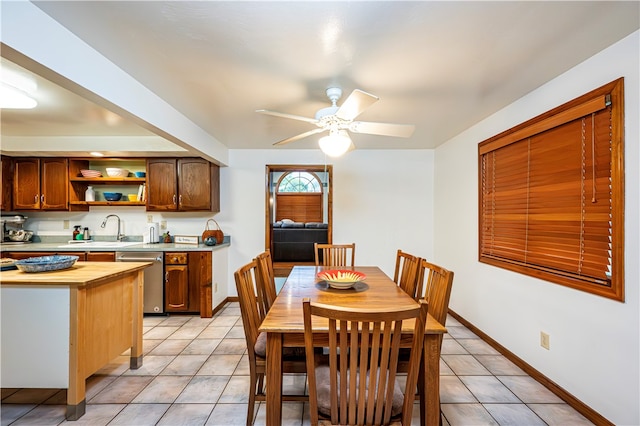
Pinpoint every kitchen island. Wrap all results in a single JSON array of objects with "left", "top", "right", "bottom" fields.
[{"left": 0, "top": 261, "right": 149, "bottom": 420}]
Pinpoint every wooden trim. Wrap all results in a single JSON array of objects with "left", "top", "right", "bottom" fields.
[
  {"left": 479, "top": 95, "right": 608, "bottom": 154},
  {"left": 448, "top": 309, "right": 614, "bottom": 426}
]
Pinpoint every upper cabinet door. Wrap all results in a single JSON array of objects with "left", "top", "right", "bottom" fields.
[
  {"left": 40, "top": 159, "right": 68, "bottom": 210},
  {"left": 178, "top": 158, "right": 212, "bottom": 211},
  {"left": 13, "top": 158, "right": 41, "bottom": 210},
  {"left": 1, "top": 156, "right": 13, "bottom": 211},
  {"left": 146, "top": 158, "right": 178, "bottom": 211},
  {"left": 13, "top": 158, "right": 69, "bottom": 211},
  {"left": 147, "top": 158, "right": 219, "bottom": 212}
]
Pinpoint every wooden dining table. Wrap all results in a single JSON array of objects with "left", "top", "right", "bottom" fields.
[{"left": 258, "top": 265, "right": 447, "bottom": 426}]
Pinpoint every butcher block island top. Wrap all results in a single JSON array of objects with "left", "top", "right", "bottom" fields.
[
  {"left": 0, "top": 261, "right": 150, "bottom": 286},
  {"left": 0, "top": 261, "right": 149, "bottom": 420}
]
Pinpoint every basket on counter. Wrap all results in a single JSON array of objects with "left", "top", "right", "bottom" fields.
[{"left": 202, "top": 219, "right": 224, "bottom": 244}]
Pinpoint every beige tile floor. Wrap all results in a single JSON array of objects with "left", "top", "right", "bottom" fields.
[{"left": 1, "top": 302, "right": 593, "bottom": 425}]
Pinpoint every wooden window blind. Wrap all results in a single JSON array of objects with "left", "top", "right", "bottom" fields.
[{"left": 478, "top": 78, "right": 624, "bottom": 301}]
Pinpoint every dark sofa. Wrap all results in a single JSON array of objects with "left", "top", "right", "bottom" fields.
[{"left": 272, "top": 221, "right": 328, "bottom": 262}]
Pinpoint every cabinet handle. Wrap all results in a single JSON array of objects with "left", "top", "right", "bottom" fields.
[
  {"left": 179, "top": 194, "right": 182, "bottom": 206},
  {"left": 172, "top": 194, "right": 177, "bottom": 205},
  {"left": 34, "top": 194, "right": 39, "bottom": 203},
  {"left": 165, "top": 272, "right": 169, "bottom": 283},
  {"left": 172, "top": 257, "right": 178, "bottom": 262},
  {"left": 40, "top": 194, "right": 44, "bottom": 203}
]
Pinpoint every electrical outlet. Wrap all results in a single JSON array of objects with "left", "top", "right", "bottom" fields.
[
  {"left": 160, "top": 220, "right": 167, "bottom": 230},
  {"left": 147, "top": 215, "right": 153, "bottom": 223},
  {"left": 63, "top": 220, "right": 70, "bottom": 229},
  {"left": 540, "top": 332, "right": 550, "bottom": 350}
]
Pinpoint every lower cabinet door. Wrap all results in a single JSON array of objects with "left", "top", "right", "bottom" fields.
[
  {"left": 86, "top": 252, "right": 115, "bottom": 262},
  {"left": 165, "top": 264, "right": 189, "bottom": 311}
]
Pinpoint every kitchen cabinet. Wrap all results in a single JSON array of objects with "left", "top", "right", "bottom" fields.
[
  {"left": 165, "top": 252, "right": 189, "bottom": 312},
  {"left": 146, "top": 158, "right": 220, "bottom": 212},
  {"left": 1, "top": 156, "right": 13, "bottom": 211},
  {"left": 13, "top": 158, "right": 68, "bottom": 211},
  {"left": 164, "top": 251, "right": 212, "bottom": 315},
  {"left": 68, "top": 159, "right": 146, "bottom": 211}
]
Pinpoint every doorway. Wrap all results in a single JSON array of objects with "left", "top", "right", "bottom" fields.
[{"left": 265, "top": 164, "right": 333, "bottom": 276}]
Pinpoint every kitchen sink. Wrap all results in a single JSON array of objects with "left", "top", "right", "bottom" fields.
[{"left": 57, "top": 241, "right": 143, "bottom": 248}]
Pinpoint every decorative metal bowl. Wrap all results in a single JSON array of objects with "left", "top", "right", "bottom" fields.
[
  {"left": 15, "top": 255, "right": 79, "bottom": 273},
  {"left": 317, "top": 269, "right": 366, "bottom": 289}
]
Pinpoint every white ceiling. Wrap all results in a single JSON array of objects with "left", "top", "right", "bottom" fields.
[{"left": 1, "top": 1, "right": 638, "bottom": 157}]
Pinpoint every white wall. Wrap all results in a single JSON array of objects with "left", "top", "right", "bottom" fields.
[
  {"left": 220, "top": 148, "right": 435, "bottom": 295},
  {"left": 433, "top": 31, "right": 640, "bottom": 425}
]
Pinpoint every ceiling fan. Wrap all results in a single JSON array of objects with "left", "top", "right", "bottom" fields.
[{"left": 256, "top": 87, "right": 415, "bottom": 156}]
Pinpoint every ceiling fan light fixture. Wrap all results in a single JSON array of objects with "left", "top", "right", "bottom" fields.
[{"left": 319, "top": 130, "right": 352, "bottom": 157}]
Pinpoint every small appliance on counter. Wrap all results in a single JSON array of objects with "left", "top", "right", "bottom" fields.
[
  {"left": 1, "top": 214, "right": 33, "bottom": 244},
  {"left": 144, "top": 222, "right": 160, "bottom": 244}
]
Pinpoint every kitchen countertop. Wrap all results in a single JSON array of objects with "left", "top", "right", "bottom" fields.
[{"left": 0, "top": 239, "right": 230, "bottom": 253}]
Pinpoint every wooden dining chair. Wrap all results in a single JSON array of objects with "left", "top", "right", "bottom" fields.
[
  {"left": 234, "top": 260, "right": 307, "bottom": 425},
  {"left": 254, "top": 249, "right": 277, "bottom": 318},
  {"left": 393, "top": 249, "right": 422, "bottom": 299},
  {"left": 314, "top": 243, "right": 356, "bottom": 267},
  {"left": 415, "top": 259, "right": 455, "bottom": 327},
  {"left": 303, "top": 298, "right": 428, "bottom": 426}
]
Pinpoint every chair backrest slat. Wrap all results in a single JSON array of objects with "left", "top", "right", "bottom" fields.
[{"left": 314, "top": 243, "right": 356, "bottom": 267}]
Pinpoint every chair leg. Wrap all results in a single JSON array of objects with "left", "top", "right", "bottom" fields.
[{"left": 247, "top": 371, "right": 260, "bottom": 426}]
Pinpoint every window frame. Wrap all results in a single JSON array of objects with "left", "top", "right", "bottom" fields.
[{"left": 477, "top": 78, "right": 625, "bottom": 301}]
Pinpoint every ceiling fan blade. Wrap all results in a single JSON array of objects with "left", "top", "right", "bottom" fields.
[
  {"left": 256, "top": 109, "right": 319, "bottom": 125},
  {"left": 335, "top": 89, "right": 379, "bottom": 121},
  {"left": 273, "top": 128, "right": 326, "bottom": 146},
  {"left": 349, "top": 121, "right": 416, "bottom": 138}
]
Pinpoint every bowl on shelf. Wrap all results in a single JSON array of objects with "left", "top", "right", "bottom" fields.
[
  {"left": 127, "top": 194, "right": 138, "bottom": 202},
  {"left": 133, "top": 171, "right": 146, "bottom": 178},
  {"left": 80, "top": 169, "right": 102, "bottom": 178},
  {"left": 103, "top": 192, "right": 123, "bottom": 201},
  {"left": 105, "top": 168, "right": 129, "bottom": 178}
]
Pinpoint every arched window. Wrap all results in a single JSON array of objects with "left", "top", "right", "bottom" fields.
[{"left": 277, "top": 171, "right": 321, "bottom": 193}]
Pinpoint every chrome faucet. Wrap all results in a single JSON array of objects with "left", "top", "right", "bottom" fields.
[{"left": 101, "top": 214, "right": 124, "bottom": 241}]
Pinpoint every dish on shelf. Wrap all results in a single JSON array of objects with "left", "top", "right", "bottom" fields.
[
  {"left": 127, "top": 194, "right": 138, "bottom": 201},
  {"left": 133, "top": 171, "right": 146, "bottom": 178},
  {"left": 103, "top": 192, "right": 123, "bottom": 201},
  {"left": 317, "top": 269, "right": 366, "bottom": 289},
  {"left": 106, "top": 167, "right": 129, "bottom": 177},
  {"left": 80, "top": 169, "right": 102, "bottom": 178},
  {"left": 15, "top": 255, "right": 79, "bottom": 273}
]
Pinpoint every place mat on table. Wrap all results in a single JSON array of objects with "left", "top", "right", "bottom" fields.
[{"left": 315, "top": 281, "right": 369, "bottom": 293}]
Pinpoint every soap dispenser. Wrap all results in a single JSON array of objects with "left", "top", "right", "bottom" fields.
[{"left": 72, "top": 225, "right": 82, "bottom": 240}]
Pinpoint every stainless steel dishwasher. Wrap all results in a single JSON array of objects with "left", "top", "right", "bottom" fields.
[{"left": 116, "top": 252, "right": 164, "bottom": 314}]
